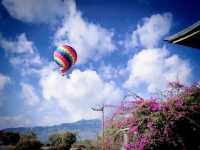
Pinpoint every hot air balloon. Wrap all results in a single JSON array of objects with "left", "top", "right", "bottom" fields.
[{"left": 53, "top": 44, "right": 77, "bottom": 75}]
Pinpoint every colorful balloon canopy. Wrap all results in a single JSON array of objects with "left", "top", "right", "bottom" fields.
[{"left": 53, "top": 44, "right": 77, "bottom": 74}]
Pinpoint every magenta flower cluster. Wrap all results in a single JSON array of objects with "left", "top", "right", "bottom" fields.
[
  {"left": 104, "top": 83, "right": 200, "bottom": 150},
  {"left": 148, "top": 101, "right": 162, "bottom": 112},
  {"left": 125, "top": 136, "right": 149, "bottom": 150}
]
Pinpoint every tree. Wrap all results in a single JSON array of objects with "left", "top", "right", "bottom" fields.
[
  {"left": 48, "top": 133, "right": 62, "bottom": 146},
  {"left": 19, "top": 131, "right": 37, "bottom": 142},
  {"left": 48, "top": 131, "right": 76, "bottom": 149},
  {"left": 0, "top": 131, "right": 20, "bottom": 145},
  {"left": 16, "top": 139, "right": 42, "bottom": 150},
  {"left": 62, "top": 132, "right": 76, "bottom": 148},
  {"left": 15, "top": 131, "right": 42, "bottom": 150}
]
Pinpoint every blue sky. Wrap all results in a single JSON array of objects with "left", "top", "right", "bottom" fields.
[{"left": 0, "top": 0, "right": 200, "bottom": 129}]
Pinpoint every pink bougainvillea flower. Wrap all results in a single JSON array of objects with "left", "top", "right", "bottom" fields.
[
  {"left": 129, "top": 126, "right": 138, "bottom": 134},
  {"left": 175, "top": 99, "right": 184, "bottom": 108},
  {"left": 149, "top": 101, "right": 162, "bottom": 112},
  {"left": 125, "top": 143, "right": 134, "bottom": 150},
  {"left": 134, "top": 136, "right": 150, "bottom": 150}
]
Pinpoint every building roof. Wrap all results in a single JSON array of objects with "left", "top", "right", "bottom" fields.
[{"left": 166, "top": 20, "right": 200, "bottom": 49}]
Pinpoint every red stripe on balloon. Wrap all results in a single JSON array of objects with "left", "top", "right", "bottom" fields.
[
  {"left": 54, "top": 51, "right": 70, "bottom": 70},
  {"left": 63, "top": 45, "right": 77, "bottom": 64}
]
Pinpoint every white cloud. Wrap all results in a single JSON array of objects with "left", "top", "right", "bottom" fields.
[
  {"left": 0, "top": 114, "right": 61, "bottom": 129},
  {"left": 0, "top": 107, "right": 86, "bottom": 129},
  {"left": 0, "top": 33, "right": 34, "bottom": 54},
  {"left": 9, "top": 54, "right": 41, "bottom": 67},
  {"left": 98, "top": 63, "right": 126, "bottom": 81},
  {"left": 0, "top": 33, "right": 42, "bottom": 74},
  {"left": 0, "top": 73, "right": 10, "bottom": 91},
  {"left": 0, "top": 100, "right": 74, "bottom": 129},
  {"left": 125, "top": 13, "right": 172, "bottom": 49},
  {"left": 2, "top": 0, "right": 66, "bottom": 23},
  {"left": 39, "top": 67, "right": 123, "bottom": 122},
  {"left": 123, "top": 13, "right": 191, "bottom": 93},
  {"left": 0, "top": 115, "right": 32, "bottom": 129},
  {"left": 20, "top": 82, "right": 40, "bottom": 105},
  {"left": 54, "top": 0, "right": 116, "bottom": 64},
  {"left": 124, "top": 48, "right": 191, "bottom": 93}
]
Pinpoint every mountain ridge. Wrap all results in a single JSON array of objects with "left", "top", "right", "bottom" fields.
[{"left": 2, "top": 119, "right": 101, "bottom": 143}]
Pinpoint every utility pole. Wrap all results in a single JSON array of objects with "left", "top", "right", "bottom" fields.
[
  {"left": 92, "top": 104, "right": 119, "bottom": 150},
  {"left": 92, "top": 104, "right": 105, "bottom": 150},
  {"left": 102, "top": 105, "right": 105, "bottom": 150}
]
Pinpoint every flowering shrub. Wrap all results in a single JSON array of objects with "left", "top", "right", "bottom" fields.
[{"left": 105, "top": 82, "right": 200, "bottom": 150}]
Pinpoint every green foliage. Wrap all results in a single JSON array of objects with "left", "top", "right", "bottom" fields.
[
  {"left": 48, "top": 134, "right": 62, "bottom": 146},
  {"left": 19, "top": 131, "right": 37, "bottom": 142},
  {"left": 62, "top": 132, "right": 76, "bottom": 148},
  {"left": 0, "top": 131, "right": 20, "bottom": 145},
  {"left": 48, "top": 131, "right": 76, "bottom": 149},
  {"left": 14, "top": 131, "right": 42, "bottom": 150},
  {"left": 16, "top": 139, "right": 42, "bottom": 150},
  {"left": 183, "top": 86, "right": 200, "bottom": 105}
]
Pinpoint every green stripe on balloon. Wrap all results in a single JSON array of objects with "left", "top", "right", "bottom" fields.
[{"left": 57, "top": 47, "right": 73, "bottom": 65}]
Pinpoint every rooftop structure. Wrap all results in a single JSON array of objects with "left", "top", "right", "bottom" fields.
[{"left": 166, "top": 20, "right": 200, "bottom": 49}]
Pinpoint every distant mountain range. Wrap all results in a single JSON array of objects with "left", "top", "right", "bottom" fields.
[{"left": 2, "top": 119, "right": 101, "bottom": 143}]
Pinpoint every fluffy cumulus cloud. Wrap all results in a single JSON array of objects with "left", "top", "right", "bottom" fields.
[
  {"left": 0, "top": 33, "right": 42, "bottom": 73},
  {"left": 1, "top": 0, "right": 66, "bottom": 23},
  {"left": 54, "top": 0, "right": 115, "bottom": 64},
  {"left": 125, "top": 13, "right": 172, "bottom": 49},
  {"left": 0, "top": 73, "right": 10, "bottom": 91},
  {"left": 39, "top": 67, "right": 123, "bottom": 122},
  {"left": 124, "top": 48, "right": 191, "bottom": 93},
  {"left": 20, "top": 82, "right": 40, "bottom": 105},
  {"left": 124, "top": 13, "right": 191, "bottom": 93}
]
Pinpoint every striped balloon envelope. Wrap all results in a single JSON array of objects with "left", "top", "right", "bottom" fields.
[{"left": 53, "top": 44, "right": 77, "bottom": 75}]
